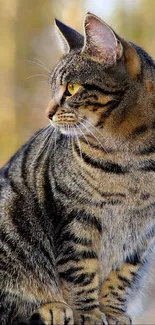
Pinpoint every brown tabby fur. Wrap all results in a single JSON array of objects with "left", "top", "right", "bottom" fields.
[{"left": 0, "top": 13, "right": 155, "bottom": 325}]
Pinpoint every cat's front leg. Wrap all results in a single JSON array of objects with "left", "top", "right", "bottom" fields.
[
  {"left": 56, "top": 216, "right": 107, "bottom": 325},
  {"left": 59, "top": 264, "right": 107, "bottom": 325},
  {"left": 99, "top": 259, "right": 143, "bottom": 325}
]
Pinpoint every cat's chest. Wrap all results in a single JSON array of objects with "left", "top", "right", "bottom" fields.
[
  {"left": 58, "top": 158, "right": 155, "bottom": 277},
  {"left": 89, "top": 171, "right": 155, "bottom": 279},
  {"left": 98, "top": 198, "right": 155, "bottom": 280},
  {"left": 98, "top": 205, "right": 134, "bottom": 280},
  {"left": 90, "top": 166, "right": 155, "bottom": 206}
]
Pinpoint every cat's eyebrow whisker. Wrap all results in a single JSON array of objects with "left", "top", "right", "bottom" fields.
[
  {"left": 39, "top": 80, "right": 49, "bottom": 85},
  {"left": 32, "top": 57, "right": 51, "bottom": 70},
  {"left": 79, "top": 121, "right": 108, "bottom": 153},
  {"left": 76, "top": 124, "right": 95, "bottom": 160},
  {"left": 25, "top": 59, "right": 51, "bottom": 73},
  {"left": 27, "top": 74, "right": 48, "bottom": 80},
  {"left": 73, "top": 127, "right": 83, "bottom": 164}
]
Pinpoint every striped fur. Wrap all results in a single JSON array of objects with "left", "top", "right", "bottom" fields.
[{"left": 1, "top": 13, "right": 155, "bottom": 325}]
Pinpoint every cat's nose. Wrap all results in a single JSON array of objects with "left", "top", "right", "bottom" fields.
[
  {"left": 46, "top": 100, "right": 58, "bottom": 120},
  {"left": 46, "top": 85, "right": 65, "bottom": 120},
  {"left": 48, "top": 110, "right": 57, "bottom": 120}
]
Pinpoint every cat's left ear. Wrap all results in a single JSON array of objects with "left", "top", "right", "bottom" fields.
[
  {"left": 82, "top": 13, "right": 141, "bottom": 78},
  {"left": 55, "top": 19, "right": 84, "bottom": 54}
]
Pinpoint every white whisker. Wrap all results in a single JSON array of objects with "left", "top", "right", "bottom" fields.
[
  {"left": 79, "top": 121, "right": 107, "bottom": 153},
  {"left": 76, "top": 124, "right": 95, "bottom": 160},
  {"left": 71, "top": 132, "right": 75, "bottom": 160},
  {"left": 33, "top": 57, "right": 50, "bottom": 70},
  {"left": 39, "top": 80, "right": 49, "bottom": 84},
  {"left": 25, "top": 59, "right": 51, "bottom": 73},
  {"left": 51, "top": 128, "right": 58, "bottom": 168},
  {"left": 31, "top": 124, "right": 51, "bottom": 142},
  {"left": 79, "top": 116, "right": 106, "bottom": 140},
  {"left": 27, "top": 74, "right": 48, "bottom": 80},
  {"left": 37, "top": 129, "right": 54, "bottom": 182},
  {"left": 37, "top": 130, "right": 53, "bottom": 162},
  {"left": 68, "top": 126, "right": 72, "bottom": 148},
  {"left": 53, "top": 128, "right": 58, "bottom": 155},
  {"left": 73, "top": 127, "right": 83, "bottom": 163}
]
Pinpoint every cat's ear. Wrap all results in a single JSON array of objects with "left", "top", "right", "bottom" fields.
[
  {"left": 82, "top": 13, "right": 123, "bottom": 64},
  {"left": 55, "top": 19, "right": 84, "bottom": 54},
  {"left": 82, "top": 13, "right": 141, "bottom": 78}
]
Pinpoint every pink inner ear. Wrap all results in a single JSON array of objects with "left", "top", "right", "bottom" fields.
[{"left": 84, "top": 15, "right": 120, "bottom": 64}]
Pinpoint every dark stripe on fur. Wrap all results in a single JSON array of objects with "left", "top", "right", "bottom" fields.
[
  {"left": 137, "top": 144, "right": 155, "bottom": 155},
  {"left": 125, "top": 252, "right": 140, "bottom": 265},
  {"left": 84, "top": 100, "right": 110, "bottom": 108},
  {"left": 105, "top": 305, "right": 125, "bottom": 313},
  {"left": 59, "top": 230, "right": 92, "bottom": 247},
  {"left": 75, "top": 210, "right": 102, "bottom": 233},
  {"left": 140, "top": 159, "right": 155, "bottom": 172},
  {"left": 132, "top": 125, "right": 148, "bottom": 136},
  {"left": 74, "top": 145, "right": 128, "bottom": 174},
  {"left": 59, "top": 266, "right": 84, "bottom": 279},
  {"left": 76, "top": 304, "right": 100, "bottom": 311},
  {"left": 118, "top": 285, "right": 124, "bottom": 291},
  {"left": 58, "top": 271, "right": 95, "bottom": 285},
  {"left": 117, "top": 275, "right": 131, "bottom": 287},
  {"left": 100, "top": 100, "right": 120, "bottom": 119},
  {"left": 83, "top": 84, "right": 123, "bottom": 96},
  {"left": 76, "top": 298, "right": 97, "bottom": 304},
  {"left": 76, "top": 287, "right": 98, "bottom": 296}
]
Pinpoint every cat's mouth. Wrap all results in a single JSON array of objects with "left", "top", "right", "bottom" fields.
[
  {"left": 52, "top": 111, "right": 78, "bottom": 126},
  {"left": 49, "top": 110, "right": 81, "bottom": 135}
]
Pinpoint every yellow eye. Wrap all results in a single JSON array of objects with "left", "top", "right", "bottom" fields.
[{"left": 67, "top": 83, "right": 80, "bottom": 95}]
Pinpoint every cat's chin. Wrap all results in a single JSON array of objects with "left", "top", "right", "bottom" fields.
[
  {"left": 49, "top": 120, "right": 84, "bottom": 136},
  {"left": 57, "top": 126, "right": 81, "bottom": 136},
  {"left": 50, "top": 121, "right": 91, "bottom": 137}
]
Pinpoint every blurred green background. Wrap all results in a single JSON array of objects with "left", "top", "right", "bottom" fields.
[{"left": 1, "top": 0, "right": 155, "bottom": 322}]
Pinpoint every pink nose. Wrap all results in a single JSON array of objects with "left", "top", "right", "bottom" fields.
[
  {"left": 46, "top": 99, "right": 57, "bottom": 120},
  {"left": 47, "top": 109, "right": 56, "bottom": 120},
  {"left": 46, "top": 85, "right": 65, "bottom": 119}
]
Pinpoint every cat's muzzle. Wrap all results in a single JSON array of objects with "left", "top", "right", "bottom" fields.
[
  {"left": 52, "top": 111, "right": 78, "bottom": 127},
  {"left": 46, "top": 95, "right": 78, "bottom": 129}
]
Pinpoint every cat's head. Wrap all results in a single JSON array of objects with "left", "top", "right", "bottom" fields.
[{"left": 47, "top": 13, "right": 154, "bottom": 143}]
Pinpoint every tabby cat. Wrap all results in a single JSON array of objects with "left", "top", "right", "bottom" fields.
[{"left": 1, "top": 13, "right": 155, "bottom": 325}]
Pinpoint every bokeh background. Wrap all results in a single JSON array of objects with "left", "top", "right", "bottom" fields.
[{"left": 1, "top": 0, "right": 155, "bottom": 322}]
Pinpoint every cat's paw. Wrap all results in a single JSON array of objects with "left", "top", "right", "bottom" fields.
[
  {"left": 74, "top": 309, "right": 107, "bottom": 325},
  {"left": 105, "top": 313, "right": 131, "bottom": 325},
  {"left": 28, "top": 302, "right": 74, "bottom": 325}
]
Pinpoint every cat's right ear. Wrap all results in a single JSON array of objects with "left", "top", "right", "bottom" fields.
[
  {"left": 82, "top": 13, "right": 141, "bottom": 78},
  {"left": 55, "top": 19, "right": 84, "bottom": 54},
  {"left": 82, "top": 14, "right": 122, "bottom": 64}
]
